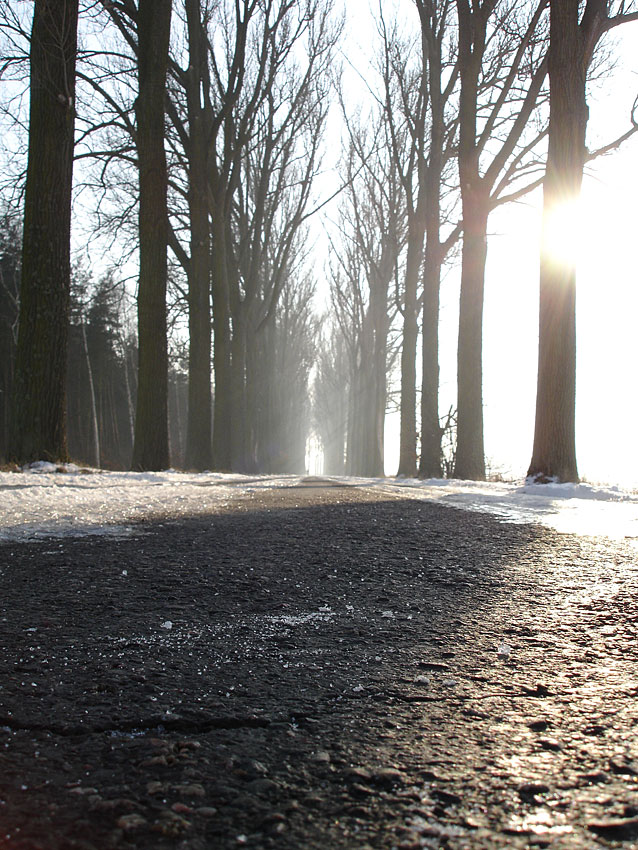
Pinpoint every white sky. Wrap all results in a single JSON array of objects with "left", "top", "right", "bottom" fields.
[{"left": 2, "top": 465, "right": 638, "bottom": 544}]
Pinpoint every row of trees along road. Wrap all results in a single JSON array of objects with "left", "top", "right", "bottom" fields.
[{"left": 0, "top": 0, "right": 636, "bottom": 480}]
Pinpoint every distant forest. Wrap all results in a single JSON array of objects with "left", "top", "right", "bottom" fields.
[{"left": 1, "top": 1, "right": 636, "bottom": 481}]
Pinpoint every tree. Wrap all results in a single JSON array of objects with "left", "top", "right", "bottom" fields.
[
  {"left": 377, "top": 13, "right": 429, "bottom": 478},
  {"left": 208, "top": 0, "right": 336, "bottom": 471},
  {"left": 130, "top": 0, "right": 173, "bottom": 471},
  {"left": 68, "top": 267, "right": 100, "bottom": 468},
  {"left": 9, "top": 0, "right": 79, "bottom": 464},
  {"left": 0, "top": 211, "right": 21, "bottom": 461},
  {"left": 313, "top": 324, "right": 349, "bottom": 475},
  {"left": 228, "top": 0, "right": 336, "bottom": 471},
  {"left": 414, "top": 0, "right": 460, "bottom": 478},
  {"left": 348, "top": 3, "right": 459, "bottom": 479},
  {"left": 82, "top": 0, "right": 334, "bottom": 473},
  {"left": 168, "top": 0, "right": 258, "bottom": 471},
  {"left": 453, "top": 0, "right": 549, "bottom": 480},
  {"left": 328, "top": 128, "right": 403, "bottom": 478},
  {"left": 163, "top": 0, "right": 334, "bottom": 471},
  {"left": 250, "top": 273, "right": 318, "bottom": 473},
  {"left": 527, "top": 0, "right": 638, "bottom": 482},
  {"left": 182, "top": 0, "right": 213, "bottom": 470},
  {"left": 67, "top": 270, "right": 135, "bottom": 469}
]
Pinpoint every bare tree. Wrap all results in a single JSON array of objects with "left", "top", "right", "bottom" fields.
[
  {"left": 358, "top": 3, "right": 458, "bottom": 478},
  {"left": 130, "top": 0, "right": 173, "bottom": 470},
  {"left": 453, "top": 0, "right": 550, "bottom": 480},
  {"left": 414, "top": 0, "right": 460, "bottom": 478},
  {"left": 169, "top": 0, "right": 336, "bottom": 470},
  {"left": 228, "top": 0, "right": 337, "bottom": 470},
  {"left": 250, "top": 271, "right": 318, "bottom": 473},
  {"left": 377, "top": 11, "right": 429, "bottom": 478},
  {"left": 528, "top": 0, "right": 638, "bottom": 482},
  {"left": 182, "top": 0, "right": 214, "bottom": 470},
  {"left": 313, "top": 322, "right": 349, "bottom": 475},
  {"left": 327, "top": 121, "right": 403, "bottom": 478},
  {"left": 9, "top": 0, "right": 79, "bottom": 463}
]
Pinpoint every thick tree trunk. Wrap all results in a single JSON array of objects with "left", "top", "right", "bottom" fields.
[
  {"left": 184, "top": 0, "right": 212, "bottom": 471},
  {"left": 454, "top": 189, "right": 488, "bottom": 480},
  {"left": 131, "top": 0, "right": 172, "bottom": 471},
  {"left": 454, "top": 2, "right": 487, "bottom": 481},
  {"left": 528, "top": 0, "right": 584, "bottom": 483},
  {"left": 9, "top": 0, "right": 79, "bottom": 463}
]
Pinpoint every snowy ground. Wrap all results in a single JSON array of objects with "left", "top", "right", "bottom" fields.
[{"left": 2, "top": 463, "right": 638, "bottom": 544}]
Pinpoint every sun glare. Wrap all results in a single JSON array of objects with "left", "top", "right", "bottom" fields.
[{"left": 541, "top": 197, "right": 585, "bottom": 267}]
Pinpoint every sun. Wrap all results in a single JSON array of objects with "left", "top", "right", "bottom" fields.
[
  {"left": 541, "top": 196, "right": 585, "bottom": 268},
  {"left": 540, "top": 168, "right": 636, "bottom": 281}
]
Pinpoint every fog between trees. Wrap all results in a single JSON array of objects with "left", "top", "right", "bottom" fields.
[{"left": 0, "top": 0, "right": 636, "bottom": 481}]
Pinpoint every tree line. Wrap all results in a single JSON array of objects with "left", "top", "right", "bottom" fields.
[{"left": 0, "top": 0, "right": 636, "bottom": 481}]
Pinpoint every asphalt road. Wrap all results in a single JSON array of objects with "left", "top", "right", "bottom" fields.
[{"left": 1, "top": 483, "right": 637, "bottom": 849}]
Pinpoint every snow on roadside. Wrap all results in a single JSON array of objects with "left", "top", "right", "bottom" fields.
[
  {"left": 360, "top": 476, "right": 638, "bottom": 539},
  {"left": 1, "top": 462, "right": 638, "bottom": 542},
  {"left": 0, "top": 463, "right": 302, "bottom": 542}
]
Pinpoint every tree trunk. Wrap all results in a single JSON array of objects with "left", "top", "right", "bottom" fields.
[
  {"left": 230, "top": 311, "right": 248, "bottom": 471},
  {"left": 348, "top": 300, "right": 385, "bottom": 478},
  {"left": 121, "top": 338, "right": 135, "bottom": 448},
  {"left": 419, "top": 69, "right": 445, "bottom": 478},
  {"left": 454, "top": 188, "right": 488, "bottom": 480},
  {"left": 81, "top": 319, "right": 100, "bottom": 468},
  {"left": 323, "top": 399, "right": 346, "bottom": 475},
  {"left": 357, "top": 364, "right": 380, "bottom": 477},
  {"left": 184, "top": 0, "right": 212, "bottom": 471},
  {"left": 371, "top": 281, "right": 388, "bottom": 478},
  {"left": 131, "top": 0, "right": 172, "bottom": 471},
  {"left": 528, "top": 0, "right": 584, "bottom": 483},
  {"left": 397, "top": 226, "right": 423, "bottom": 477},
  {"left": 453, "top": 1, "right": 487, "bottom": 481},
  {"left": 346, "top": 360, "right": 358, "bottom": 476},
  {"left": 244, "top": 326, "right": 262, "bottom": 472},
  {"left": 419, "top": 238, "right": 443, "bottom": 478},
  {"left": 211, "top": 208, "right": 233, "bottom": 470},
  {"left": 9, "top": 0, "right": 79, "bottom": 464}
]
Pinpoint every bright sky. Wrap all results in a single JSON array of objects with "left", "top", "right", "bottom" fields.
[{"left": 2, "top": 466, "right": 638, "bottom": 543}]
